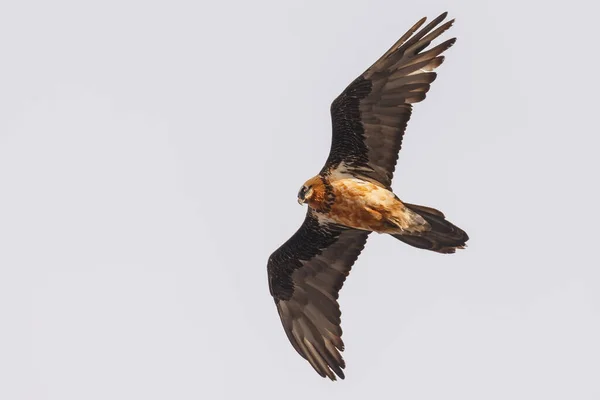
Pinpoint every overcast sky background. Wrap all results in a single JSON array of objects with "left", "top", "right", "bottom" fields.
[{"left": 1, "top": 0, "right": 599, "bottom": 399}]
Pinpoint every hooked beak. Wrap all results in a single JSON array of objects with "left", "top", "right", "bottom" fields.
[{"left": 297, "top": 197, "right": 305, "bottom": 205}]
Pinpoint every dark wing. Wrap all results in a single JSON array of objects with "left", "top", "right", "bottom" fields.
[
  {"left": 267, "top": 210, "right": 370, "bottom": 380},
  {"left": 322, "top": 12, "right": 456, "bottom": 188}
]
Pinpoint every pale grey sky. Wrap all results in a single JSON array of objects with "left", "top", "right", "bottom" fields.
[{"left": 1, "top": 0, "right": 599, "bottom": 399}]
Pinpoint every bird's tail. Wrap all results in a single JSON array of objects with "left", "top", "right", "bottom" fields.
[{"left": 392, "top": 203, "right": 468, "bottom": 254}]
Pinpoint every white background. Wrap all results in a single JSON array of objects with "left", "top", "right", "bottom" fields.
[{"left": 1, "top": 0, "right": 599, "bottom": 399}]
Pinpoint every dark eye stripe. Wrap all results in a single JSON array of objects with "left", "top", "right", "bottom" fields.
[{"left": 298, "top": 186, "right": 307, "bottom": 199}]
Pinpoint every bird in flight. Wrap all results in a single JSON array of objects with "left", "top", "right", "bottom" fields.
[{"left": 266, "top": 12, "right": 468, "bottom": 380}]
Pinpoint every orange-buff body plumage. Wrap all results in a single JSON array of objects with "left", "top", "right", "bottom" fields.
[{"left": 305, "top": 177, "right": 427, "bottom": 234}]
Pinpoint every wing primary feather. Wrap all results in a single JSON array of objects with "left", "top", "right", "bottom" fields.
[
  {"left": 311, "top": 340, "right": 345, "bottom": 380},
  {"left": 297, "top": 318, "right": 336, "bottom": 379},
  {"left": 378, "top": 16, "right": 427, "bottom": 61},
  {"left": 292, "top": 328, "right": 326, "bottom": 378},
  {"left": 324, "top": 338, "right": 345, "bottom": 367},
  {"left": 303, "top": 340, "right": 337, "bottom": 380},
  {"left": 388, "top": 71, "right": 437, "bottom": 86},
  {"left": 397, "top": 12, "right": 449, "bottom": 53},
  {"left": 278, "top": 303, "right": 307, "bottom": 358},
  {"left": 404, "top": 19, "right": 455, "bottom": 55},
  {"left": 395, "top": 57, "right": 444, "bottom": 78},
  {"left": 402, "top": 38, "right": 456, "bottom": 69}
]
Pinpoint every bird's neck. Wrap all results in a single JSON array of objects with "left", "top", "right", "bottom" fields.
[{"left": 307, "top": 176, "right": 335, "bottom": 213}]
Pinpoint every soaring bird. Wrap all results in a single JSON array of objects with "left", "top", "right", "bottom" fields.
[{"left": 266, "top": 12, "right": 468, "bottom": 380}]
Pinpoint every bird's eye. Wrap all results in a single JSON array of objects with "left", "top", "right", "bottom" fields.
[{"left": 298, "top": 186, "right": 307, "bottom": 199}]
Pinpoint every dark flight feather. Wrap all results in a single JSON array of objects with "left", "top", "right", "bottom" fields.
[
  {"left": 321, "top": 12, "right": 456, "bottom": 188},
  {"left": 267, "top": 210, "right": 369, "bottom": 379}
]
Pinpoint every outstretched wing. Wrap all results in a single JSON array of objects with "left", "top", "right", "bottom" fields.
[
  {"left": 267, "top": 210, "right": 370, "bottom": 380},
  {"left": 322, "top": 12, "right": 456, "bottom": 188}
]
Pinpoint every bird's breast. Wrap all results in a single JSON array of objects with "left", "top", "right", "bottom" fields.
[{"left": 325, "top": 179, "right": 404, "bottom": 232}]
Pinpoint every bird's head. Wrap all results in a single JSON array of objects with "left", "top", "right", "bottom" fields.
[
  {"left": 297, "top": 184, "right": 314, "bottom": 205},
  {"left": 298, "top": 176, "right": 326, "bottom": 206}
]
